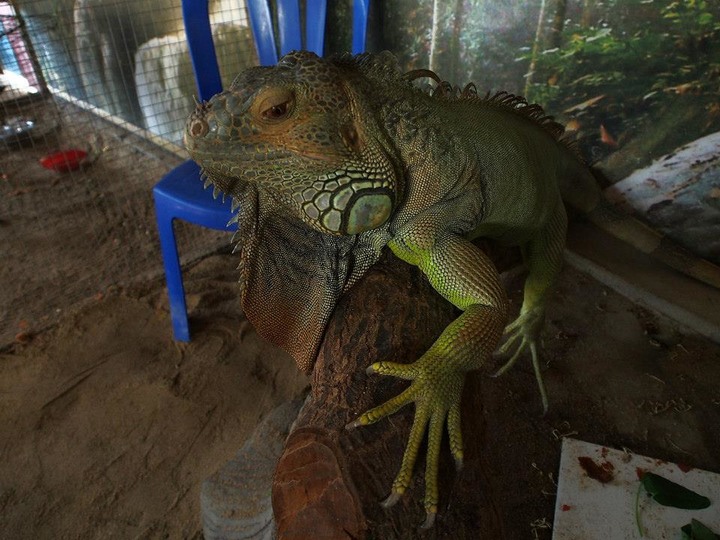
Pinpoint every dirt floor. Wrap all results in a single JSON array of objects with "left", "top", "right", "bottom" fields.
[
  {"left": 1, "top": 97, "right": 720, "bottom": 539},
  {"left": 0, "top": 254, "right": 309, "bottom": 539},
  {"left": 0, "top": 95, "right": 229, "bottom": 346}
]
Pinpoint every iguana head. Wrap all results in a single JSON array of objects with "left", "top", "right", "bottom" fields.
[{"left": 184, "top": 51, "right": 400, "bottom": 236}]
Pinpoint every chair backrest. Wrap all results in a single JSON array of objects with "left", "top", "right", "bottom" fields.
[{"left": 182, "top": 0, "right": 370, "bottom": 102}]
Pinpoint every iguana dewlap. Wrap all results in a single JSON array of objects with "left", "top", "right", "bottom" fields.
[{"left": 183, "top": 50, "right": 717, "bottom": 528}]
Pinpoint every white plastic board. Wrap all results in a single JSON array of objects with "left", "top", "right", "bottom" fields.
[{"left": 553, "top": 438, "right": 720, "bottom": 539}]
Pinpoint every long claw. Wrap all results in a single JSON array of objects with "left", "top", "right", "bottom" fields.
[
  {"left": 529, "top": 342, "right": 549, "bottom": 414},
  {"left": 345, "top": 418, "right": 364, "bottom": 430},
  {"left": 381, "top": 490, "right": 403, "bottom": 508},
  {"left": 420, "top": 510, "right": 437, "bottom": 529}
]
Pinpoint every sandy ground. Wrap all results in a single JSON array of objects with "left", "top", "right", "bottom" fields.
[
  {"left": 0, "top": 254, "right": 309, "bottom": 539},
  {"left": 0, "top": 96, "right": 228, "bottom": 346},
  {"left": 1, "top": 97, "right": 719, "bottom": 539}
]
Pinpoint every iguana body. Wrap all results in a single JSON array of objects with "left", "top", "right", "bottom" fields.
[{"left": 184, "top": 51, "right": 720, "bottom": 528}]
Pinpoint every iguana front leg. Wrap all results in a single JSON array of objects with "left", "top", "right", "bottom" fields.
[
  {"left": 495, "top": 202, "right": 567, "bottom": 412},
  {"left": 347, "top": 224, "right": 507, "bottom": 528}
]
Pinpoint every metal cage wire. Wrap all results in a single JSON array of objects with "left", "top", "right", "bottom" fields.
[{"left": 0, "top": 0, "right": 257, "bottom": 345}]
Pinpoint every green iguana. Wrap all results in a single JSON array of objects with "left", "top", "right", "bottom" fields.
[{"left": 184, "top": 50, "right": 720, "bottom": 528}]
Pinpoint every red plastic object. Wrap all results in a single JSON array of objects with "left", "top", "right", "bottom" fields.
[{"left": 39, "top": 149, "right": 87, "bottom": 172}]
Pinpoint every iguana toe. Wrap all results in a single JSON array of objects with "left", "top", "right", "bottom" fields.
[
  {"left": 350, "top": 385, "right": 417, "bottom": 427},
  {"left": 447, "top": 401, "right": 464, "bottom": 470},
  {"left": 495, "top": 309, "right": 549, "bottom": 413},
  {"left": 367, "top": 360, "right": 418, "bottom": 378},
  {"left": 493, "top": 332, "right": 527, "bottom": 376}
]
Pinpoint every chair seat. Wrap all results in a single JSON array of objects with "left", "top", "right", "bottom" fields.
[{"left": 153, "top": 159, "right": 237, "bottom": 230}]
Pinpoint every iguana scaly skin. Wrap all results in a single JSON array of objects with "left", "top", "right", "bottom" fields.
[{"left": 184, "top": 51, "right": 720, "bottom": 528}]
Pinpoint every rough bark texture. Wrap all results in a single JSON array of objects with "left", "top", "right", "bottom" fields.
[{"left": 272, "top": 252, "right": 507, "bottom": 539}]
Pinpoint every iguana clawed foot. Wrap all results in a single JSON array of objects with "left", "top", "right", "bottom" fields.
[
  {"left": 346, "top": 356, "right": 466, "bottom": 529},
  {"left": 494, "top": 307, "right": 549, "bottom": 413}
]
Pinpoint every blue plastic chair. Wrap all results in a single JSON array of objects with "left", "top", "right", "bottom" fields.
[{"left": 153, "top": 0, "right": 370, "bottom": 341}]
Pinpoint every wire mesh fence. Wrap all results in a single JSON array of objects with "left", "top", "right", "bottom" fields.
[{"left": 0, "top": 0, "right": 258, "bottom": 346}]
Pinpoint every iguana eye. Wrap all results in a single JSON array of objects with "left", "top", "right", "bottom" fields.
[
  {"left": 263, "top": 102, "right": 289, "bottom": 120},
  {"left": 255, "top": 88, "right": 294, "bottom": 123}
]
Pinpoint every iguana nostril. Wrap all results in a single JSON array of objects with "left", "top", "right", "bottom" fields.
[{"left": 189, "top": 118, "right": 209, "bottom": 138}]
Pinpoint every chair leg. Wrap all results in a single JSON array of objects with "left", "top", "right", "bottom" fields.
[{"left": 154, "top": 201, "right": 190, "bottom": 342}]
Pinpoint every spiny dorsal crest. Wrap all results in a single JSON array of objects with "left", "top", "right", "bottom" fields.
[
  {"left": 337, "top": 53, "right": 581, "bottom": 158},
  {"left": 338, "top": 50, "right": 406, "bottom": 82},
  {"left": 404, "top": 67, "right": 567, "bottom": 140}
]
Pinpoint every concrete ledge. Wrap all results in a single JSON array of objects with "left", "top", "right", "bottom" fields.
[{"left": 565, "top": 221, "right": 720, "bottom": 344}]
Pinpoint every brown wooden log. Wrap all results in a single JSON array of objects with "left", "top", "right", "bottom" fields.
[{"left": 272, "top": 251, "right": 508, "bottom": 539}]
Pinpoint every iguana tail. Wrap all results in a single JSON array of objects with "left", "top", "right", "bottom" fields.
[{"left": 560, "top": 164, "right": 720, "bottom": 290}]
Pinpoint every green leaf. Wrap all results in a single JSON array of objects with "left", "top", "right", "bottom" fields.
[
  {"left": 641, "top": 472, "right": 711, "bottom": 509},
  {"left": 681, "top": 519, "right": 720, "bottom": 540},
  {"left": 698, "top": 13, "right": 714, "bottom": 26}
]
